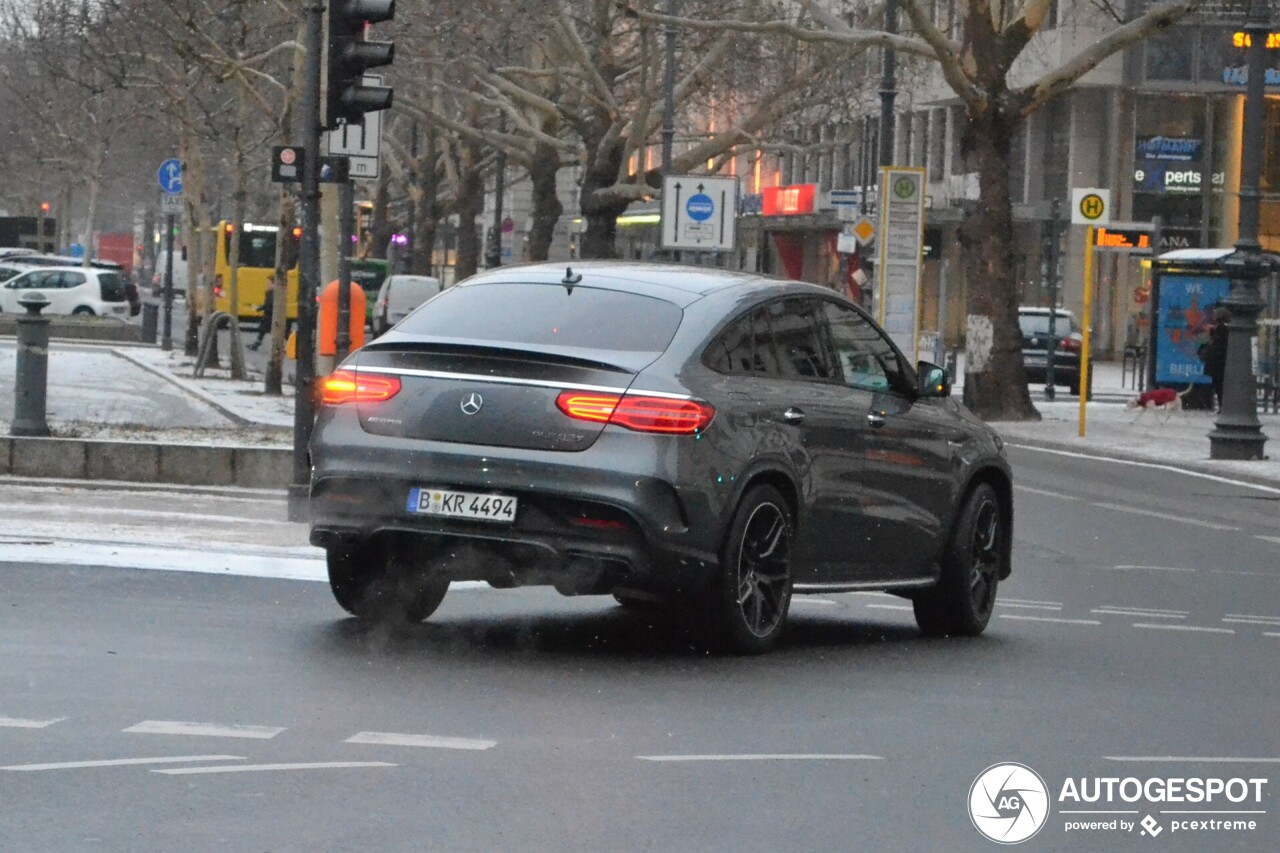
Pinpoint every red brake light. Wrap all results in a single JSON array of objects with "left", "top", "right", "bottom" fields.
[
  {"left": 556, "top": 391, "right": 714, "bottom": 434},
  {"left": 321, "top": 369, "right": 401, "bottom": 405},
  {"left": 1059, "top": 337, "right": 1081, "bottom": 352}
]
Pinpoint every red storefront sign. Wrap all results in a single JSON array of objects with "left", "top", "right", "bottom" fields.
[{"left": 762, "top": 184, "right": 816, "bottom": 216}]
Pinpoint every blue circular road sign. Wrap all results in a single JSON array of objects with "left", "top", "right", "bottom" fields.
[
  {"left": 686, "top": 193, "right": 715, "bottom": 222},
  {"left": 157, "top": 158, "right": 183, "bottom": 194}
]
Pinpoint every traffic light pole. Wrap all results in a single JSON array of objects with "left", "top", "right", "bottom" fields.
[
  {"left": 162, "top": 213, "right": 175, "bottom": 352},
  {"left": 288, "top": 0, "right": 326, "bottom": 522},
  {"left": 1043, "top": 199, "right": 1061, "bottom": 400}
]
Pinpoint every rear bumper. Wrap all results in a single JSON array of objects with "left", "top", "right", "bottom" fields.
[{"left": 308, "top": 408, "right": 723, "bottom": 595}]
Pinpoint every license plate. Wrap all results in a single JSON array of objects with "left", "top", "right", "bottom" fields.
[
  {"left": 1024, "top": 356, "right": 1047, "bottom": 367},
  {"left": 407, "top": 487, "right": 517, "bottom": 523},
  {"left": 112, "top": 305, "right": 128, "bottom": 314}
]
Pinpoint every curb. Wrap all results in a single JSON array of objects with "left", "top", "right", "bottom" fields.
[
  {"left": 0, "top": 474, "right": 287, "bottom": 498},
  {"left": 110, "top": 348, "right": 255, "bottom": 427},
  {"left": 1003, "top": 434, "right": 1280, "bottom": 492}
]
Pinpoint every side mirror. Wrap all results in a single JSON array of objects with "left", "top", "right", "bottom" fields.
[{"left": 916, "top": 361, "right": 950, "bottom": 398}]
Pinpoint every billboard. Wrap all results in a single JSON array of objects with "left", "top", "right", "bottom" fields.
[{"left": 1154, "top": 274, "right": 1230, "bottom": 384}]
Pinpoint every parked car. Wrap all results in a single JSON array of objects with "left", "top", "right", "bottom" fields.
[
  {"left": 372, "top": 274, "right": 442, "bottom": 335},
  {"left": 309, "top": 262, "right": 1013, "bottom": 653},
  {"left": 0, "top": 266, "right": 131, "bottom": 317},
  {"left": 1018, "top": 306, "right": 1090, "bottom": 396}
]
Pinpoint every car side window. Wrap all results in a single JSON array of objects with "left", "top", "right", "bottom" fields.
[
  {"left": 822, "top": 301, "right": 908, "bottom": 393},
  {"left": 769, "top": 298, "right": 836, "bottom": 381},
  {"left": 706, "top": 308, "right": 783, "bottom": 376},
  {"left": 61, "top": 272, "right": 87, "bottom": 288},
  {"left": 22, "top": 272, "right": 52, "bottom": 290}
]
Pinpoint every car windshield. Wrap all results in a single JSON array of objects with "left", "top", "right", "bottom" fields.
[
  {"left": 1018, "top": 312, "right": 1079, "bottom": 336},
  {"left": 394, "top": 281, "right": 683, "bottom": 358}
]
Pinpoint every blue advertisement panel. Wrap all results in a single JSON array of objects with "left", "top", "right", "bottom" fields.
[{"left": 1155, "top": 274, "right": 1230, "bottom": 384}]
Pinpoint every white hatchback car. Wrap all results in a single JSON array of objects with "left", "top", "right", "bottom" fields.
[
  {"left": 0, "top": 265, "right": 131, "bottom": 317},
  {"left": 372, "top": 274, "right": 443, "bottom": 335}
]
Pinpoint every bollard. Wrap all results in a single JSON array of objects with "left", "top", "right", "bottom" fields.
[
  {"left": 11, "top": 292, "right": 52, "bottom": 437},
  {"left": 141, "top": 300, "right": 159, "bottom": 344}
]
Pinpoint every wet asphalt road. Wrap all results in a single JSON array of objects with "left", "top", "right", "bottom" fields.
[{"left": 1, "top": 446, "right": 1278, "bottom": 852}]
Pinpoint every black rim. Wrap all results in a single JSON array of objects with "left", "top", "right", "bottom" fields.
[
  {"left": 735, "top": 502, "right": 791, "bottom": 638},
  {"left": 969, "top": 498, "right": 1000, "bottom": 615}
]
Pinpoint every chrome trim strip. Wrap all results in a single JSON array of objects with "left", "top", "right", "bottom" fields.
[
  {"left": 355, "top": 365, "right": 692, "bottom": 399},
  {"left": 793, "top": 577, "right": 936, "bottom": 594}
]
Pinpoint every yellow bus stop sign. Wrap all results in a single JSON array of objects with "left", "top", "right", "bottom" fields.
[{"left": 1070, "top": 188, "right": 1111, "bottom": 226}]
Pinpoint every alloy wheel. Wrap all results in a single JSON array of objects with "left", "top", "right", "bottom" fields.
[{"left": 735, "top": 502, "right": 791, "bottom": 638}]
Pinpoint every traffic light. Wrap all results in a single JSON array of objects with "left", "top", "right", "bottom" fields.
[{"left": 325, "top": 0, "right": 395, "bottom": 130}]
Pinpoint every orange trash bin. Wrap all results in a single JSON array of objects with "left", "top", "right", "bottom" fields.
[{"left": 317, "top": 279, "right": 367, "bottom": 357}]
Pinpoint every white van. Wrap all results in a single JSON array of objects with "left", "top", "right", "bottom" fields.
[
  {"left": 373, "top": 274, "right": 442, "bottom": 335},
  {"left": 0, "top": 266, "right": 131, "bottom": 316}
]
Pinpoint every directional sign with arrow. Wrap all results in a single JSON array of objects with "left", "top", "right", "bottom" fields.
[{"left": 661, "top": 174, "right": 738, "bottom": 252}]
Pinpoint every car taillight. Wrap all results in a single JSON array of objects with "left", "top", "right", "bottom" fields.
[
  {"left": 321, "top": 369, "right": 401, "bottom": 405},
  {"left": 555, "top": 391, "right": 714, "bottom": 434},
  {"left": 1059, "top": 338, "right": 1081, "bottom": 352}
]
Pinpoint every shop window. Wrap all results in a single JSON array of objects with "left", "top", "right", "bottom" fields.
[{"left": 1144, "top": 29, "right": 1194, "bottom": 81}]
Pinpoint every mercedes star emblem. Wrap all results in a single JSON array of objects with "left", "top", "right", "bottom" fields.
[{"left": 460, "top": 392, "right": 484, "bottom": 416}]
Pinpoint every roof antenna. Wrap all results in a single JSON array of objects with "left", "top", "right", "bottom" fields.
[{"left": 561, "top": 266, "right": 582, "bottom": 294}]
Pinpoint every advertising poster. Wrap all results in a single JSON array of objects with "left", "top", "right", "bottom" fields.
[{"left": 1155, "top": 273, "right": 1230, "bottom": 384}]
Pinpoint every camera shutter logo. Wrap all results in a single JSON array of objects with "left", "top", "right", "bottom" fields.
[
  {"left": 969, "top": 763, "right": 1050, "bottom": 844},
  {"left": 460, "top": 393, "right": 484, "bottom": 416}
]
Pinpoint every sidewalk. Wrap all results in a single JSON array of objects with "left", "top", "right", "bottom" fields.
[{"left": 3, "top": 338, "right": 1279, "bottom": 486}]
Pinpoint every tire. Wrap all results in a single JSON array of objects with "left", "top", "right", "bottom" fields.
[
  {"left": 913, "top": 483, "right": 1004, "bottom": 637},
  {"left": 72, "top": 306, "right": 94, "bottom": 316},
  {"left": 706, "top": 485, "right": 794, "bottom": 654},
  {"left": 326, "top": 538, "right": 448, "bottom": 623}
]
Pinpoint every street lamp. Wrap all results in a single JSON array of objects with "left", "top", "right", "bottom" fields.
[{"left": 1209, "top": 0, "right": 1272, "bottom": 460}]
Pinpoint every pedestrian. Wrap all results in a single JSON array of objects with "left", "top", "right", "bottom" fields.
[
  {"left": 248, "top": 274, "right": 275, "bottom": 351},
  {"left": 1198, "top": 306, "right": 1230, "bottom": 411}
]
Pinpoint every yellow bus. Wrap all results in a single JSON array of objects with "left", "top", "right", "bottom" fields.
[{"left": 213, "top": 221, "right": 301, "bottom": 320}]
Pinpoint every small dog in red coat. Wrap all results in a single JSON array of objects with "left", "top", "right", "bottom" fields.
[{"left": 1125, "top": 386, "right": 1188, "bottom": 422}]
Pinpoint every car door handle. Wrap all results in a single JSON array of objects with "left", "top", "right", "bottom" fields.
[
  {"left": 867, "top": 412, "right": 887, "bottom": 429},
  {"left": 782, "top": 407, "right": 806, "bottom": 424}
]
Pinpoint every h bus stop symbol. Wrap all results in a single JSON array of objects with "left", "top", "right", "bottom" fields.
[{"left": 1070, "top": 188, "right": 1111, "bottom": 226}]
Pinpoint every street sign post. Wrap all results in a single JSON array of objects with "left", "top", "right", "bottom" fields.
[
  {"left": 324, "top": 77, "right": 384, "bottom": 179},
  {"left": 156, "top": 158, "right": 183, "bottom": 353},
  {"left": 875, "top": 166, "right": 927, "bottom": 360},
  {"left": 660, "top": 174, "right": 737, "bottom": 252}
]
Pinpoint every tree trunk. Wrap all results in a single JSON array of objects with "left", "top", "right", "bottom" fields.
[
  {"left": 578, "top": 137, "right": 628, "bottom": 260},
  {"left": 527, "top": 141, "right": 563, "bottom": 262},
  {"left": 410, "top": 131, "right": 439, "bottom": 276},
  {"left": 958, "top": 106, "right": 1038, "bottom": 421},
  {"left": 453, "top": 159, "right": 484, "bottom": 281}
]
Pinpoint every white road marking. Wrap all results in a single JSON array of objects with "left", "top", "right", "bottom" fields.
[
  {"left": 1109, "top": 565, "right": 1196, "bottom": 573},
  {"left": 864, "top": 603, "right": 913, "bottom": 612},
  {"left": 1002, "top": 598, "right": 1065, "bottom": 607},
  {"left": 1093, "top": 607, "right": 1187, "bottom": 619},
  {"left": 1133, "top": 623, "right": 1235, "bottom": 634},
  {"left": 345, "top": 732, "right": 496, "bottom": 751},
  {"left": 637, "top": 754, "right": 882, "bottom": 762},
  {"left": 1255, "top": 535, "right": 1280, "bottom": 545},
  {"left": 0, "top": 716, "right": 66, "bottom": 729},
  {"left": 997, "top": 602, "right": 1063, "bottom": 611},
  {"left": 998, "top": 615, "right": 1101, "bottom": 625},
  {"left": 1265, "top": 632, "right": 1280, "bottom": 638},
  {"left": 124, "top": 721, "right": 285, "bottom": 739},
  {"left": 152, "top": 761, "right": 395, "bottom": 775},
  {"left": 0, "top": 503, "right": 291, "bottom": 527},
  {"left": 1105, "top": 756, "right": 1280, "bottom": 763},
  {"left": 2, "top": 755, "right": 243, "bottom": 772},
  {"left": 1221, "top": 617, "right": 1280, "bottom": 626},
  {"left": 1210, "top": 569, "right": 1277, "bottom": 578},
  {"left": 1224, "top": 613, "right": 1280, "bottom": 623},
  {"left": 1092, "top": 502, "right": 1238, "bottom": 531},
  {"left": 791, "top": 598, "right": 838, "bottom": 607},
  {"left": 1013, "top": 485, "right": 1077, "bottom": 500},
  {"left": 1006, "top": 445, "right": 1280, "bottom": 495}
]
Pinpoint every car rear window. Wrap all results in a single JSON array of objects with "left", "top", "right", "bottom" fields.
[
  {"left": 1019, "top": 312, "right": 1079, "bottom": 336},
  {"left": 97, "top": 272, "right": 127, "bottom": 301},
  {"left": 395, "top": 282, "right": 683, "bottom": 355}
]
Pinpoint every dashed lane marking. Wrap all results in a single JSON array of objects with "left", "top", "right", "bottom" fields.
[
  {"left": 1255, "top": 535, "right": 1280, "bottom": 545},
  {"left": 1222, "top": 617, "right": 1280, "bottom": 626},
  {"left": 2, "top": 755, "right": 244, "bottom": 772},
  {"left": 1224, "top": 613, "right": 1280, "bottom": 623},
  {"left": 1093, "top": 607, "right": 1187, "bottom": 619},
  {"left": 1133, "top": 623, "right": 1235, "bottom": 634},
  {"left": 999, "top": 614, "right": 1101, "bottom": 626},
  {"left": 1110, "top": 565, "right": 1196, "bottom": 573},
  {"left": 345, "top": 732, "right": 496, "bottom": 751},
  {"left": 124, "top": 721, "right": 285, "bottom": 739},
  {"left": 152, "top": 761, "right": 395, "bottom": 775},
  {"left": 864, "top": 603, "right": 913, "bottom": 612},
  {"left": 791, "top": 598, "right": 838, "bottom": 607},
  {"left": 1003, "top": 598, "right": 1065, "bottom": 607},
  {"left": 1092, "top": 502, "right": 1238, "bottom": 531},
  {"left": 1105, "top": 756, "right": 1280, "bottom": 763},
  {"left": 998, "top": 602, "right": 1063, "bottom": 611},
  {"left": 637, "top": 754, "right": 883, "bottom": 762},
  {"left": 1265, "top": 632, "right": 1280, "bottom": 638},
  {"left": 0, "top": 716, "right": 66, "bottom": 729},
  {"left": 1014, "top": 485, "right": 1078, "bottom": 500}
]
